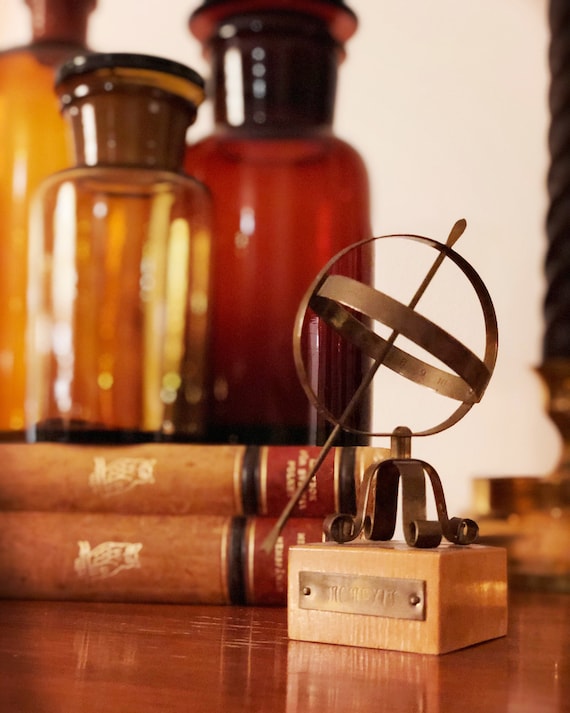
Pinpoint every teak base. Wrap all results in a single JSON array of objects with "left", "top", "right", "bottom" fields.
[{"left": 287, "top": 540, "right": 508, "bottom": 655}]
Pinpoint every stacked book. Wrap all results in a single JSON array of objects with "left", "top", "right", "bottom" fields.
[{"left": 0, "top": 442, "right": 385, "bottom": 605}]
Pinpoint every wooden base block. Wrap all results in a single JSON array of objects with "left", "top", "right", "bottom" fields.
[{"left": 287, "top": 540, "right": 508, "bottom": 654}]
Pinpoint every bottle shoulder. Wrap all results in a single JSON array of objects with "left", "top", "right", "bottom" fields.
[
  {"left": 34, "top": 166, "right": 212, "bottom": 197},
  {"left": 185, "top": 133, "right": 370, "bottom": 197},
  {"left": 184, "top": 133, "right": 371, "bottom": 238},
  {"left": 0, "top": 42, "right": 88, "bottom": 74},
  {"left": 187, "top": 131, "right": 366, "bottom": 164}
]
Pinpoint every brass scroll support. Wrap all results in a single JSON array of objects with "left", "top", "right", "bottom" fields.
[{"left": 323, "top": 427, "right": 479, "bottom": 548}]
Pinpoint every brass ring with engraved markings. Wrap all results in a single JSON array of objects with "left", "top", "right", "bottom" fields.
[{"left": 293, "top": 233, "right": 498, "bottom": 438}]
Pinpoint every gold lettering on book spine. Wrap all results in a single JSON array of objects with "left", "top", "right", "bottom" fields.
[
  {"left": 245, "top": 518, "right": 257, "bottom": 603},
  {"left": 259, "top": 447, "right": 270, "bottom": 514},
  {"left": 219, "top": 517, "right": 232, "bottom": 603},
  {"left": 231, "top": 447, "right": 246, "bottom": 516},
  {"left": 89, "top": 457, "right": 157, "bottom": 497},
  {"left": 74, "top": 540, "right": 143, "bottom": 581}
]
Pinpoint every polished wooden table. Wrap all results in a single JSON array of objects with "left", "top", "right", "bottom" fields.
[{"left": 1, "top": 591, "right": 568, "bottom": 712}]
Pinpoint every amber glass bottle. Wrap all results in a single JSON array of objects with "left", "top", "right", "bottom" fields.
[
  {"left": 185, "top": 0, "right": 372, "bottom": 445},
  {"left": 27, "top": 54, "right": 212, "bottom": 443},
  {"left": 0, "top": 0, "right": 96, "bottom": 434}
]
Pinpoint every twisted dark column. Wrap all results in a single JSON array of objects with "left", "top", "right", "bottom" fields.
[
  {"left": 541, "top": 1, "right": 570, "bottom": 480},
  {"left": 545, "top": 0, "right": 570, "bottom": 358}
]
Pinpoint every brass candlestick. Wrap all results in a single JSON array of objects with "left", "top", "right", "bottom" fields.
[{"left": 476, "top": 362, "right": 570, "bottom": 591}]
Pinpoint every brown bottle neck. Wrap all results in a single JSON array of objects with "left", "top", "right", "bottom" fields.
[
  {"left": 59, "top": 70, "right": 201, "bottom": 171},
  {"left": 25, "top": 0, "right": 96, "bottom": 44},
  {"left": 205, "top": 12, "right": 341, "bottom": 135}
]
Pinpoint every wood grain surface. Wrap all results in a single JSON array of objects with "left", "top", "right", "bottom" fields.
[{"left": 0, "top": 591, "right": 568, "bottom": 712}]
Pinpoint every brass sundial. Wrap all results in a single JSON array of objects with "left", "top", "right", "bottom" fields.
[
  {"left": 282, "top": 220, "right": 507, "bottom": 655},
  {"left": 265, "top": 219, "right": 499, "bottom": 550}
]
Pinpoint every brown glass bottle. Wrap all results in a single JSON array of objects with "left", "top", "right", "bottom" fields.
[
  {"left": 27, "top": 54, "right": 212, "bottom": 443},
  {"left": 185, "top": 0, "right": 372, "bottom": 445},
  {"left": 0, "top": 0, "right": 96, "bottom": 434}
]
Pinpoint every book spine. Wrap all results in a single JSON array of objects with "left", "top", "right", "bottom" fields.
[
  {"left": 0, "top": 443, "right": 387, "bottom": 516},
  {"left": 0, "top": 442, "right": 245, "bottom": 515},
  {"left": 0, "top": 511, "right": 233, "bottom": 604},
  {"left": 0, "top": 512, "right": 325, "bottom": 605}
]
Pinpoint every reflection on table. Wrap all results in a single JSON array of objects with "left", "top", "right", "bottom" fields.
[{"left": 0, "top": 591, "right": 568, "bottom": 712}]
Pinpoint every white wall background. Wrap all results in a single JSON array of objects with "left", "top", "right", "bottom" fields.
[{"left": 0, "top": 0, "right": 560, "bottom": 516}]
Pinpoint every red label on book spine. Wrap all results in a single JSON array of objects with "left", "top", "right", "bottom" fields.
[
  {"left": 244, "top": 517, "right": 324, "bottom": 606},
  {"left": 257, "top": 446, "right": 338, "bottom": 518}
]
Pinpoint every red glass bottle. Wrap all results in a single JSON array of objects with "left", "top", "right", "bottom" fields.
[
  {"left": 185, "top": 0, "right": 372, "bottom": 444},
  {"left": 0, "top": 0, "right": 96, "bottom": 434}
]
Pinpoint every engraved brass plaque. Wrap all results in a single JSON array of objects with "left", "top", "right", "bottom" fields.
[{"left": 298, "top": 571, "right": 426, "bottom": 621}]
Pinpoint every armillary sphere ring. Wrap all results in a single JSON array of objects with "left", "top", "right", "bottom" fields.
[{"left": 292, "top": 232, "right": 498, "bottom": 438}]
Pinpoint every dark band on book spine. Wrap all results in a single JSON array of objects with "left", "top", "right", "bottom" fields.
[
  {"left": 339, "top": 446, "right": 357, "bottom": 515},
  {"left": 241, "top": 446, "right": 260, "bottom": 515},
  {"left": 228, "top": 516, "right": 247, "bottom": 604}
]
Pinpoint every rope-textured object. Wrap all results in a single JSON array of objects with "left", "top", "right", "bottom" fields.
[{"left": 545, "top": 0, "right": 570, "bottom": 358}]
